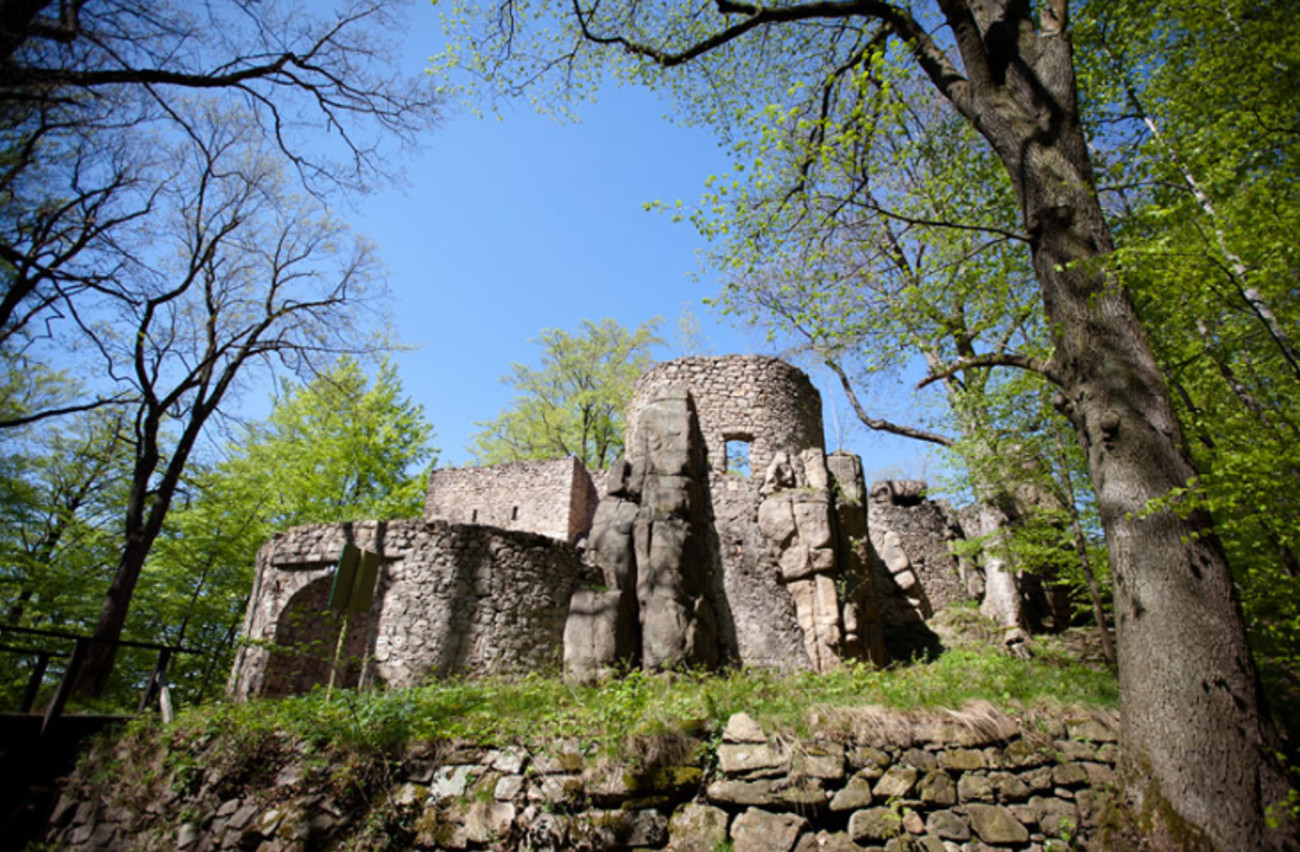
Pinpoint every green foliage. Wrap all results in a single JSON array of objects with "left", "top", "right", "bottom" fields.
[
  {"left": 0, "top": 369, "right": 134, "bottom": 705},
  {"left": 126, "top": 358, "right": 437, "bottom": 706},
  {"left": 469, "top": 318, "right": 662, "bottom": 470},
  {"left": 227, "top": 357, "right": 436, "bottom": 526},
  {"left": 1074, "top": 0, "right": 1300, "bottom": 677}
]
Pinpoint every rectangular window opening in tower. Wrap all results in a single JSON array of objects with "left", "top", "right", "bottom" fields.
[{"left": 725, "top": 439, "right": 752, "bottom": 477}]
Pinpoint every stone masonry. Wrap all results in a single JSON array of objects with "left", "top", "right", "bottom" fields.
[
  {"left": 425, "top": 456, "right": 599, "bottom": 544},
  {"left": 564, "top": 357, "right": 888, "bottom": 677},
  {"left": 48, "top": 703, "right": 1123, "bottom": 852},
  {"left": 228, "top": 520, "right": 595, "bottom": 699},
  {"left": 232, "top": 356, "right": 996, "bottom": 698}
]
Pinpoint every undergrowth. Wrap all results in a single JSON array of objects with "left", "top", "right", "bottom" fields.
[{"left": 157, "top": 643, "right": 1117, "bottom": 763}]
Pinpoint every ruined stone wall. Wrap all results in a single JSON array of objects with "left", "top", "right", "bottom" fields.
[
  {"left": 424, "top": 457, "right": 596, "bottom": 543},
  {"left": 594, "top": 356, "right": 881, "bottom": 674},
  {"left": 626, "top": 356, "right": 824, "bottom": 482},
  {"left": 710, "top": 476, "right": 808, "bottom": 670},
  {"left": 866, "top": 480, "right": 975, "bottom": 656},
  {"left": 228, "top": 519, "right": 594, "bottom": 699}
]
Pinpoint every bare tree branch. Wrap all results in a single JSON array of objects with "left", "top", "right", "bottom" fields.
[{"left": 823, "top": 356, "right": 954, "bottom": 446}]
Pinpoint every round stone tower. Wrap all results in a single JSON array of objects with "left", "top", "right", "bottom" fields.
[{"left": 626, "top": 355, "right": 824, "bottom": 481}]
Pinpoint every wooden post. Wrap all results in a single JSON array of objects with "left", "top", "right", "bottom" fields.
[
  {"left": 139, "top": 647, "right": 173, "bottom": 714},
  {"left": 20, "top": 652, "right": 50, "bottom": 713},
  {"left": 325, "top": 612, "right": 351, "bottom": 701},
  {"left": 43, "top": 638, "right": 88, "bottom": 737}
]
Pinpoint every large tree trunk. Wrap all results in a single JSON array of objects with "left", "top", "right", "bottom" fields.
[
  {"left": 927, "top": 2, "right": 1296, "bottom": 847},
  {"left": 1037, "top": 189, "right": 1291, "bottom": 851}
]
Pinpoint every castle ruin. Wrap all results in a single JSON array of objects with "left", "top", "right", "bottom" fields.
[{"left": 229, "top": 356, "right": 983, "bottom": 698}]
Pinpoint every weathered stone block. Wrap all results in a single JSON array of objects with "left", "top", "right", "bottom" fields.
[
  {"left": 848, "top": 807, "right": 902, "bottom": 843},
  {"left": 873, "top": 766, "right": 919, "bottom": 799},
  {"left": 707, "top": 777, "right": 829, "bottom": 808},
  {"left": 669, "top": 803, "right": 730, "bottom": 852},
  {"left": 793, "top": 743, "right": 845, "bottom": 781},
  {"left": 989, "top": 770, "right": 1030, "bottom": 800},
  {"left": 958, "top": 772, "right": 995, "bottom": 802},
  {"left": 966, "top": 804, "right": 1030, "bottom": 845},
  {"left": 1054, "top": 739, "right": 1099, "bottom": 762},
  {"left": 723, "top": 712, "right": 767, "bottom": 744},
  {"left": 847, "top": 746, "right": 892, "bottom": 774},
  {"left": 1052, "top": 762, "right": 1089, "bottom": 787},
  {"left": 462, "top": 802, "right": 515, "bottom": 845},
  {"left": 719, "top": 742, "right": 790, "bottom": 777},
  {"left": 758, "top": 497, "right": 798, "bottom": 548},
  {"left": 732, "top": 807, "right": 807, "bottom": 852},
  {"left": 1067, "top": 717, "right": 1118, "bottom": 743},
  {"left": 829, "top": 774, "right": 875, "bottom": 812},
  {"left": 1030, "top": 795, "right": 1081, "bottom": 836},
  {"left": 942, "top": 748, "right": 986, "bottom": 771},
  {"left": 926, "top": 809, "right": 971, "bottom": 841},
  {"left": 572, "top": 808, "right": 667, "bottom": 849},
  {"left": 1005, "top": 738, "right": 1052, "bottom": 767},
  {"left": 563, "top": 588, "right": 635, "bottom": 681},
  {"left": 918, "top": 770, "right": 956, "bottom": 806}
]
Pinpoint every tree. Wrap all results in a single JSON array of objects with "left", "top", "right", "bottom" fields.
[
  {"left": 714, "top": 95, "right": 1106, "bottom": 649},
  {"left": 443, "top": 1, "right": 1297, "bottom": 847},
  {"left": 0, "top": 406, "right": 128, "bottom": 630},
  {"left": 1074, "top": 0, "right": 1300, "bottom": 699},
  {"left": 71, "top": 105, "right": 386, "bottom": 697},
  {"left": 131, "top": 357, "right": 437, "bottom": 703},
  {"left": 0, "top": 0, "right": 436, "bottom": 422},
  {"left": 470, "top": 318, "right": 663, "bottom": 470}
]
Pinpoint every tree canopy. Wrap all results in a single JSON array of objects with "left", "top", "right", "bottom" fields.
[
  {"left": 0, "top": 0, "right": 438, "bottom": 696},
  {"left": 126, "top": 356, "right": 436, "bottom": 703},
  {"left": 470, "top": 317, "right": 663, "bottom": 470}
]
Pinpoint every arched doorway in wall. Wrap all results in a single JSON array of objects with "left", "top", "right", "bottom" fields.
[{"left": 261, "top": 575, "right": 378, "bottom": 698}]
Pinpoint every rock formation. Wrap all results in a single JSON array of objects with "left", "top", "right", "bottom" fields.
[{"left": 565, "top": 359, "right": 885, "bottom": 678}]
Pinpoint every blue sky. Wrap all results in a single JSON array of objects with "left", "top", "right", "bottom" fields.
[{"left": 334, "top": 3, "right": 939, "bottom": 482}]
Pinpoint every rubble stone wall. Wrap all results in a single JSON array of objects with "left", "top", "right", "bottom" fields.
[
  {"left": 424, "top": 457, "right": 596, "bottom": 543},
  {"left": 867, "top": 481, "right": 972, "bottom": 634},
  {"left": 228, "top": 519, "right": 593, "bottom": 699},
  {"left": 48, "top": 705, "right": 1122, "bottom": 852}
]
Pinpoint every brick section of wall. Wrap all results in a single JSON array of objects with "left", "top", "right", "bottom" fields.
[
  {"left": 228, "top": 519, "right": 595, "bottom": 699},
  {"left": 626, "top": 356, "right": 824, "bottom": 485},
  {"left": 424, "top": 457, "right": 596, "bottom": 543}
]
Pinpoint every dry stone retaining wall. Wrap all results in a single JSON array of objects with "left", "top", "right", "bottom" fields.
[{"left": 47, "top": 705, "right": 1121, "bottom": 852}]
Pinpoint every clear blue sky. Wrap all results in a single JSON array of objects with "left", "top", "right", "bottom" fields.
[{"left": 336, "top": 3, "right": 939, "bottom": 482}]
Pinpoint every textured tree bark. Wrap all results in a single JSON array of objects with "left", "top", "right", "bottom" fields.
[{"left": 923, "top": 2, "right": 1295, "bottom": 846}]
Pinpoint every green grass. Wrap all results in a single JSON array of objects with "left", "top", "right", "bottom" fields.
[{"left": 159, "top": 642, "right": 1117, "bottom": 763}]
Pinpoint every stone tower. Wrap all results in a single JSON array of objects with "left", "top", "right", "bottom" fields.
[{"left": 564, "top": 356, "right": 887, "bottom": 678}]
